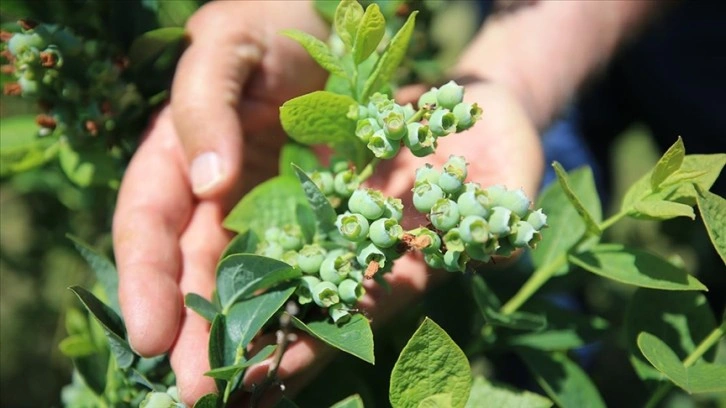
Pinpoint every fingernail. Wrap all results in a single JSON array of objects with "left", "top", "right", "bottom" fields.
[{"left": 191, "top": 152, "right": 223, "bottom": 194}]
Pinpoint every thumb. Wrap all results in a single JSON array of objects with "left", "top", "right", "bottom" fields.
[{"left": 170, "top": 2, "right": 264, "bottom": 199}]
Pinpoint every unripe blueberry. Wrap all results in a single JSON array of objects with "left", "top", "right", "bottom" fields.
[
  {"left": 465, "top": 243, "right": 492, "bottom": 262},
  {"left": 401, "top": 103, "right": 416, "bottom": 121},
  {"left": 8, "top": 33, "right": 45, "bottom": 56},
  {"left": 459, "top": 215, "right": 490, "bottom": 244},
  {"left": 330, "top": 157, "right": 351, "bottom": 174},
  {"left": 510, "top": 220, "right": 537, "bottom": 248},
  {"left": 334, "top": 170, "right": 360, "bottom": 198},
  {"left": 443, "top": 228, "right": 465, "bottom": 252},
  {"left": 410, "top": 144, "right": 436, "bottom": 157},
  {"left": 309, "top": 171, "right": 334, "bottom": 195},
  {"left": 348, "top": 268, "right": 365, "bottom": 283},
  {"left": 457, "top": 190, "right": 490, "bottom": 218},
  {"left": 488, "top": 206, "right": 513, "bottom": 236},
  {"left": 411, "top": 227, "right": 442, "bottom": 253},
  {"left": 383, "top": 197, "right": 404, "bottom": 222},
  {"left": 381, "top": 105, "right": 407, "bottom": 140},
  {"left": 463, "top": 182, "right": 481, "bottom": 193},
  {"left": 320, "top": 250, "right": 354, "bottom": 284},
  {"left": 444, "top": 155, "right": 468, "bottom": 178},
  {"left": 484, "top": 185, "right": 508, "bottom": 207},
  {"left": 264, "top": 226, "right": 282, "bottom": 242},
  {"left": 312, "top": 281, "right": 339, "bottom": 307},
  {"left": 256, "top": 241, "right": 284, "bottom": 260},
  {"left": 18, "top": 76, "right": 39, "bottom": 96},
  {"left": 297, "top": 275, "right": 321, "bottom": 304},
  {"left": 428, "top": 108, "right": 458, "bottom": 137},
  {"left": 298, "top": 244, "right": 327, "bottom": 274},
  {"left": 438, "top": 172, "right": 463, "bottom": 195},
  {"left": 336, "top": 212, "right": 370, "bottom": 242},
  {"left": 452, "top": 102, "right": 482, "bottom": 131},
  {"left": 443, "top": 250, "right": 467, "bottom": 272},
  {"left": 368, "top": 93, "right": 393, "bottom": 120},
  {"left": 338, "top": 279, "right": 364, "bottom": 304},
  {"left": 412, "top": 182, "right": 445, "bottom": 213},
  {"left": 436, "top": 80, "right": 465, "bottom": 109},
  {"left": 282, "top": 250, "right": 299, "bottom": 267},
  {"left": 356, "top": 241, "right": 387, "bottom": 268},
  {"left": 369, "top": 218, "right": 403, "bottom": 248},
  {"left": 329, "top": 303, "right": 351, "bottom": 324},
  {"left": 526, "top": 209, "right": 548, "bottom": 230},
  {"left": 140, "top": 391, "right": 176, "bottom": 408},
  {"left": 367, "top": 129, "right": 400, "bottom": 159},
  {"left": 404, "top": 122, "right": 435, "bottom": 152},
  {"left": 430, "top": 198, "right": 461, "bottom": 231},
  {"left": 417, "top": 87, "right": 439, "bottom": 109},
  {"left": 279, "top": 225, "right": 303, "bottom": 250},
  {"left": 424, "top": 252, "right": 445, "bottom": 269},
  {"left": 348, "top": 189, "right": 386, "bottom": 220},
  {"left": 497, "top": 188, "right": 531, "bottom": 218},
  {"left": 414, "top": 164, "right": 440, "bottom": 187},
  {"left": 348, "top": 104, "right": 369, "bottom": 120},
  {"left": 356, "top": 117, "right": 380, "bottom": 143}
]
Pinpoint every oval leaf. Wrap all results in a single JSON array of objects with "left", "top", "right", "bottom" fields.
[
  {"left": 331, "top": 394, "right": 365, "bottom": 408},
  {"left": 68, "top": 235, "right": 120, "bottom": 314},
  {"left": 293, "top": 164, "right": 337, "bottom": 235},
  {"left": 205, "top": 344, "right": 277, "bottom": 380},
  {"left": 353, "top": 4, "right": 385, "bottom": 64},
  {"left": 128, "top": 27, "right": 186, "bottom": 68},
  {"left": 390, "top": 318, "right": 472, "bottom": 408},
  {"left": 281, "top": 29, "right": 348, "bottom": 78},
  {"left": 185, "top": 293, "right": 219, "bottom": 323},
  {"left": 631, "top": 200, "right": 695, "bottom": 221},
  {"left": 695, "top": 186, "right": 726, "bottom": 265},
  {"left": 221, "top": 230, "right": 259, "bottom": 259},
  {"left": 552, "top": 161, "right": 601, "bottom": 236},
  {"left": 334, "top": 0, "right": 364, "bottom": 50},
  {"left": 280, "top": 91, "right": 357, "bottom": 145},
  {"left": 569, "top": 244, "right": 706, "bottom": 291},
  {"left": 650, "top": 136, "right": 685, "bottom": 190},
  {"left": 291, "top": 314, "right": 374, "bottom": 364},
  {"left": 465, "top": 376, "right": 552, "bottom": 408}
]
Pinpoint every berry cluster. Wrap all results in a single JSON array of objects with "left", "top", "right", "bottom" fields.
[
  {"left": 1, "top": 20, "right": 143, "bottom": 144},
  {"left": 255, "top": 224, "right": 367, "bottom": 324},
  {"left": 349, "top": 80, "right": 482, "bottom": 159},
  {"left": 411, "top": 156, "right": 547, "bottom": 272},
  {"left": 307, "top": 158, "right": 361, "bottom": 209}
]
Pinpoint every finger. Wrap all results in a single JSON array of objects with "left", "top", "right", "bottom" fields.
[
  {"left": 113, "top": 107, "right": 192, "bottom": 356},
  {"left": 172, "top": 200, "right": 232, "bottom": 405},
  {"left": 171, "top": 2, "right": 264, "bottom": 198}
]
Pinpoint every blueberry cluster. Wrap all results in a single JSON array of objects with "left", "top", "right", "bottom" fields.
[
  {"left": 1, "top": 21, "right": 143, "bottom": 143},
  {"left": 307, "top": 158, "right": 361, "bottom": 209},
  {"left": 255, "top": 223, "right": 367, "bottom": 324},
  {"left": 411, "top": 156, "right": 547, "bottom": 272},
  {"left": 349, "top": 80, "right": 482, "bottom": 159}
]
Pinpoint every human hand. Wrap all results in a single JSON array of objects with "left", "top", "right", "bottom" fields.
[{"left": 112, "top": 1, "right": 329, "bottom": 404}]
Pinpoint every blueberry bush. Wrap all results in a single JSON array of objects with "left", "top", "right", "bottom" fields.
[{"left": 1, "top": 1, "right": 724, "bottom": 408}]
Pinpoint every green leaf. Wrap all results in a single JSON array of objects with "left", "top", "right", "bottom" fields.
[
  {"left": 532, "top": 166, "right": 601, "bottom": 273},
  {"left": 205, "top": 344, "right": 277, "bottom": 380},
  {"left": 223, "top": 175, "right": 307, "bottom": 235},
  {"left": 0, "top": 115, "right": 58, "bottom": 176},
  {"left": 569, "top": 244, "right": 707, "bottom": 291},
  {"left": 353, "top": 4, "right": 386, "bottom": 64},
  {"left": 279, "top": 143, "right": 320, "bottom": 178},
  {"left": 69, "top": 286, "right": 135, "bottom": 369},
  {"left": 552, "top": 162, "right": 601, "bottom": 236},
  {"left": 361, "top": 11, "right": 418, "bottom": 101},
  {"left": 0, "top": 115, "right": 38, "bottom": 150},
  {"left": 128, "top": 27, "right": 186, "bottom": 69},
  {"left": 465, "top": 376, "right": 552, "bottom": 408},
  {"left": 281, "top": 29, "right": 348, "bottom": 78},
  {"left": 291, "top": 314, "right": 374, "bottom": 364},
  {"left": 216, "top": 254, "right": 301, "bottom": 312},
  {"left": 193, "top": 393, "right": 222, "bottom": 408},
  {"left": 518, "top": 350, "right": 605, "bottom": 408},
  {"left": 293, "top": 164, "right": 337, "bottom": 235},
  {"left": 625, "top": 289, "right": 718, "bottom": 385},
  {"left": 695, "top": 186, "right": 726, "bottom": 265},
  {"left": 221, "top": 230, "right": 259, "bottom": 259},
  {"left": 390, "top": 318, "right": 472, "bottom": 408},
  {"left": 637, "top": 332, "right": 726, "bottom": 394},
  {"left": 471, "top": 276, "right": 546, "bottom": 331},
  {"left": 208, "top": 314, "right": 227, "bottom": 391},
  {"left": 185, "top": 293, "right": 219, "bottom": 323},
  {"left": 156, "top": 0, "right": 199, "bottom": 27},
  {"left": 418, "top": 394, "right": 453, "bottom": 408},
  {"left": 314, "top": 0, "right": 337, "bottom": 23},
  {"left": 622, "top": 153, "right": 726, "bottom": 209},
  {"left": 651, "top": 136, "right": 685, "bottom": 190},
  {"left": 72, "top": 354, "right": 109, "bottom": 396},
  {"left": 296, "top": 204, "right": 317, "bottom": 244},
  {"left": 68, "top": 235, "right": 120, "bottom": 315},
  {"left": 59, "top": 335, "right": 97, "bottom": 357},
  {"left": 334, "top": 0, "right": 364, "bottom": 50},
  {"left": 58, "top": 142, "right": 120, "bottom": 188},
  {"left": 331, "top": 394, "right": 365, "bottom": 408},
  {"left": 280, "top": 91, "right": 357, "bottom": 145},
  {"left": 630, "top": 200, "right": 695, "bottom": 220}
]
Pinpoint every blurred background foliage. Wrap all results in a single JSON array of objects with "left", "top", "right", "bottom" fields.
[{"left": 1, "top": 1, "right": 724, "bottom": 407}]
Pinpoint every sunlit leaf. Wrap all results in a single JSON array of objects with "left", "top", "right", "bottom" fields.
[{"left": 291, "top": 314, "right": 374, "bottom": 364}]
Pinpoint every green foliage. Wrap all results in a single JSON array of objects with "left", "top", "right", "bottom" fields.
[
  {"left": 291, "top": 314, "right": 375, "bottom": 364},
  {"left": 280, "top": 91, "right": 358, "bottom": 145},
  {"left": 696, "top": 186, "right": 726, "bottom": 264},
  {"left": 465, "top": 377, "right": 552, "bottom": 408}
]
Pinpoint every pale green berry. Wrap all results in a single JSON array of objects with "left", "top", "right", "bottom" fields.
[
  {"left": 497, "top": 188, "right": 531, "bottom": 218},
  {"left": 320, "top": 250, "right": 353, "bottom": 284},
  {"left": 298, "top": 244, "right": 327, "bottom": 274},
  {"left": 411, "top": 227, "right": 442, "bottom": 253},
  {"left": 453, "top": 102, "right": 482, "bottom": 131},
  {"left": 264, "top": 226, "right": 282, "bottom": 243},
  {"left": 356, "top": 241, "right": 387, "bottom": 268},
  {"left": 510, "top": 220, "right": 537, "bottom": 248},
  {"left": 404, "top": 122, "right": 435, "bottom": 152},
  {"left": 414, "top": 163, "right": 440, "bottom": 187},
  {"left": 410, "top": 145, "right": 436, "bottom": 157},
  {"left": 330, "top": 157, "right": 351, "bottom": 174},
  {"left": 463, "top": 182, "right": 481, "bottom": 193},
  {"left": 438, "top": 172, "right": 464, "bottom": 195},
  {"left": 329, "top": 303, "right": 351, "bottom": 324},
  {"left": 140, "top": 391, "right": 176, "bottom": 408},
  {"left": 348, "top": 104, "right": 369, "bottom": 120},
  {"left": 417, "top": 87, "right": 439, "bottom": 109},
  {"left": 368, "top": 92, "right": 393, "bottom": 120},
  {"left": 349, "top": 189, "right": 386, "bottom": 220},
  {"left": 485, "top": 185, "right": 508, "bottom": 207},
  {"left": 256, "top": 241, "right": 284, "bottom": 260},
  {"left": 429, "top": 108, "right": 458, "bottom": 137},
  {"left": 356, "top": 117, "right": 380, "bottom": 143},
  {"left": 369, "top": 218, "right": 403, "bottom": 248},
  {"left": 488, "top": 206, "right": 513, "bottom": 236},
  {"left": 338, "top": 279, "right": 364, "bottom": 304},
  {"left": 279, "top": 225, "right": 303, "bottom": 250},
  {"left": 401, "top": 103, "right": 416, "bottom": 121},
  {"left": 368, "top": 129, "right": 400, "bottom": 159},
  {"left": 282, "top": 250, "right": 299, "bottom": 267},
  {"left": 430, "top": 199, "right": 460, "bottom": 231},
  {"left": 444, "top": 155, "right": 468, "bottom": 178},
  {"left": 312, "top": 281, "right": 339, "bottom": 307},
  {"left": 383, "top": 197, "right": 404, "bottom": 222},
  {"left": 334, "top": 169, "right": 360, "bottom": 198},
  {"left": 459, "top": 215, "right": 490, "bottom": 244},
  {"left": 336, "top": 212, "right": 370, "bottom": 242},
  {"left": 443, "top": 228, "right": 465, "bottom": 252},
  {"left": 349, "top": 269, "right": 365, "bottom": 283},
  {"left": 526, "top": 209, "right": 548, "bottom": 230},
  {"left": 424, "top": 252, "right": 445, "bottom": 269},
  {"left": 381, "top": 105, "right": 407, "bottom": 140},
  {"left": 443, "top": 250, "right": 467, "bottom": 272},
  {"left": 436, "top": 80, "right": 465, "bottom": 109},
  {"left": 457, "top": 190, "right": 490, "bottom": 218},
  {"left": 8, "top": 33, "right": 46, "bottom": 56},
  {"left": 309, "top": 171, "right": 335, "bottom": 195},
  {"left": 412, "top": 182, "right": 445, "bottom": 213},
  {"left": 297, "top": 275, "right": 321, "bottom": 304}
]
